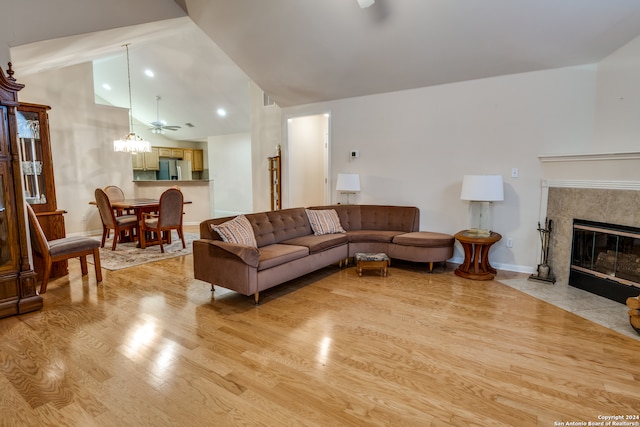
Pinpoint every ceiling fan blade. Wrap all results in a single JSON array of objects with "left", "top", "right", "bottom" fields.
[{"left": 151, "top": 97, "right": 181, "bottom": 132}]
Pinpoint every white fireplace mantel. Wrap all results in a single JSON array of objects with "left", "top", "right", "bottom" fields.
[
  {"left": 538, "top": 151, "right": 640, "bottom": 187},
  {"left": 539, "top": 151, "right": 640, "bottom": 163},
  {"left": 537, "top": 151, "right": 640, "bottom": 241},
  {"left": 542, "top": 179, "right": 640, "bottom": 191}
]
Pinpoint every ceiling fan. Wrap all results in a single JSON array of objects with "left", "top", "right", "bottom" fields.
[{"left": 149, "top": 96, "right": 181, "bottom": 134}]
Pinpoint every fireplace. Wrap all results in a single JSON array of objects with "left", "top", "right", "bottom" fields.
[{"left": 570, "top": 219, "right": 640, "bottom": 303}]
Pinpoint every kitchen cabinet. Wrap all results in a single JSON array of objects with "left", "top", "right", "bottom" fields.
[
  {"left": 182, "top": 148, "right": 193, "bottom": 164},
  {"left": 131, "top": 151, "right": 144, "bottom": 169},
  {"left": 145, "top": 147, "right": 159, "bottom": 170},
  {"left": 193, "top": 149, "right": 204, "bottom": 171},
  {"left": 157, "top": 147, "right": 186, "bottom": 159},
  {"left": 132, "top": 146, "right": 159, "bottom": 171},
  {"left": 0, "top": 65, "right": 42, "bottom": 318},
  {"left": 182, "top": 149, "right": 203, "bottom": 171}
]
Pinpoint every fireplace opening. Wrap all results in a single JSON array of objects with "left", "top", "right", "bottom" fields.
[{"left": 570, "top": 219, "right": 640, "bottom": 304}]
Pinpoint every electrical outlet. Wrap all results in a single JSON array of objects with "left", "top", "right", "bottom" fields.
[
  {"left": 506, "top": 237, "right": 513, "bottom": 248},
  {"left": 511, "top": 167, "right": 519, "bottom": 178},
  {"left": 82, "top": 215, "right": 87, "bottom": 221}
]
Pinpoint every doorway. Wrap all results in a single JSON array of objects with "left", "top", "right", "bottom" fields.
[{"left": 286, "top": 113, "right": 330, "bottom": 207}]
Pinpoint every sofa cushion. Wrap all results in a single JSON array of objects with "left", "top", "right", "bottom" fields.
[
  {"left": 305, "top": 209, "right": 345, "bottom": 235},
  {"left": 211, "top": 215, "right": 257, "bottom": 247},
  {"left": 358, "top": 205, "right": 419, "bottom": 231},
  {"left": 258, "top": 244, "right": 309, "bottom": 271},
  {"left": 347, "top": 230, "right": 406, "bottom": 243},
  {"left": 308, "top": 205, "right": 419, "bottom": 232},
  {"left": 247, "top": 208, "right": 312, "bottom": 247},
  {"left": 393, "top": 231, "right": 455, "bottom": 247},
  {"left": 281, "top": 233, "right": 348, "bottom": 254}
]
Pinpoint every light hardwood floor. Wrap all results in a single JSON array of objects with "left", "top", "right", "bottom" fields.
[{"left": 1, "top": 245, "right": 639, "bottom": 426}]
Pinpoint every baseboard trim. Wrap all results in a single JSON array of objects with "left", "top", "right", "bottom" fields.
[{"left": 448, "top": 256, "right": 535, "bottom": 275}]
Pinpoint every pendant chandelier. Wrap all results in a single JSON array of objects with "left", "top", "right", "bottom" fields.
[{"left": 113, "top": 43, "right": 151, "bottom": 153}]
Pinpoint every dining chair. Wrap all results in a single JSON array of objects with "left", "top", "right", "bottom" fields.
[
  {"left": 26, "top": 203, "right": 102, "bottom": 294},
  {"left": 139, "top": 187, "right": 186, "bottom": 253},
  {"left": 103, "top": 185, "right": 134, "bottom": 216},
  {"left": 103, "top": 185, "right": 123, "bottom": 237},
  {"left": 95, "top": 188, "right": 139, "bottom": 250},
  {"left": 104, "top": 185, "right": 125, "bottom": 202}
]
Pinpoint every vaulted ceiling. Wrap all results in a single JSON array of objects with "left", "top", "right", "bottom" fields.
[
  {"left": 183, "top": 0, "right": 640, "bottom": 107},
  {"left": 9, "top": 0, "right": 640, "bottom": 140}
]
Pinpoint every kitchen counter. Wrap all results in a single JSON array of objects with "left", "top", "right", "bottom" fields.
[{"left": 133, "top": 180, "right": 213, "bottom": 225}]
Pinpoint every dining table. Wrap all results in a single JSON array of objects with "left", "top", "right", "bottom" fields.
[{"left": 91, "top": 197, "right": 192, "bottom": 247}]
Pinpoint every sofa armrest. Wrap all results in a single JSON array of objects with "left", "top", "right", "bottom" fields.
[
  {"left": 194, "top": 239, "right": 260, "bottom": 267},
  {"left": 193, "top": 239, "right": 260, "bottom": 297}
]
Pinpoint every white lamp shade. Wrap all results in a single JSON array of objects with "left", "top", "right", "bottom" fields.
[
  {"left": 460, "top": 175, "right": 504, "bottom": 202},
  {"left": 357, "top": 0, "right": 375, "bottom": 8},
  {"left": 336, "top": 173, "right": 361, "bottom": 192}
]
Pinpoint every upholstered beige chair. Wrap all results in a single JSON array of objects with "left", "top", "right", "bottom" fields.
[
  {"left": 26, "top": 203, "right": 102, "bottom": 294},
  {"left": 95, "top": 188, "right": 139, "bottom": 250},
  {"left": 103, "top": 185, "right": 125, "bottom": 202},
  {"left": 139, "top": 187, "right": 186, "bottom": 253},
  {"left": 103, "top": 185, "right": 134, "bottom": 218}
]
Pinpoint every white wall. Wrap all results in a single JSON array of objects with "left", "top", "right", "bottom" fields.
[
  {"left": 250, "top": 82, "right": 282, "bottom": 212},
  {"left": 17, "top": 62, "right": 133, "bottom": 235},
  {"left": 593, "top": 35, "right": 640, "bottom": 150},
  {"left": 283, "top": 65, "right": 599, "bottom": 272},
  {"left": 209, "top": 132, "right": 253, "bottom": 217}
]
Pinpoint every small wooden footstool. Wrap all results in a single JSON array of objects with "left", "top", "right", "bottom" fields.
[{"left": 355, "top": 252, "right": 390, "bottom": 277}]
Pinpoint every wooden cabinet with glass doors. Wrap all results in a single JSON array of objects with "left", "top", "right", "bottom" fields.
[
  {"left": 0, "top": 65, "right": 42, "bottom": 318},
  {"left": 17, "top": 102, "right": 68, "bottom": 279}
]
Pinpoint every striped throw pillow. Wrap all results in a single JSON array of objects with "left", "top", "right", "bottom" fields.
[
  {"left": 211, "top": 215, "right": 257, "bottom": 247},
  {"left": 306, "top": 209, "right": 346, "bottom": 236}
]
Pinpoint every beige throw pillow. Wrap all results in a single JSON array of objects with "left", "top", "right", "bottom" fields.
[
  {"left": 306, "top": 209, "right": 346, "bottom": 236},
  {"left": 211, "top": 215, "right": 257, "bottom": 247}
]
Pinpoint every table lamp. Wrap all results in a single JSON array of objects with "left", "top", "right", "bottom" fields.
[
  {"left": 460, "top": 175, "right": 504, "bottom": 237},
  {"left": 336, "top": 173, "right": 360, "bottom": 204}
]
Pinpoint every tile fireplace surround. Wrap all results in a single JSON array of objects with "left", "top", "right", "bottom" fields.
[{"left": 546, "top": 186, "right": 640, "bottom": 287}]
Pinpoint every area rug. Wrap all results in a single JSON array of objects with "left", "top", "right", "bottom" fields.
[{"left": 87, "top": 232, "right": 198, "bottom": 271}]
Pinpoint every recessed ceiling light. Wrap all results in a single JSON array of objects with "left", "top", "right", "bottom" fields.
[
  {"left": 144, "top": 69, "right": 154, "bottom": 77},
  {"left": 102, "top": 83, "right": 112, "bottom": 90},
  {"left": 217, "top": 108, "right": 227, "bottom": 117}
]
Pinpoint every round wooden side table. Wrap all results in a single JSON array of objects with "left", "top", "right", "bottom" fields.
[{"left": 454, "top": 230, "right": 502, "bottom": 280}]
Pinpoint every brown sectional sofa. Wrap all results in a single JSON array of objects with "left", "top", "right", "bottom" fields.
[{"left": 193, "top": 205, "right": 454, "bottom": 304}]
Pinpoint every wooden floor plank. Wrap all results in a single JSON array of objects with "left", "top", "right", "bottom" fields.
[{"left": 1, "top": 240, "right": 639, "bottom": 426}]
